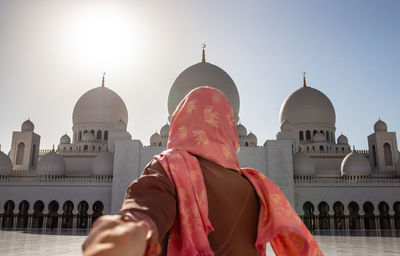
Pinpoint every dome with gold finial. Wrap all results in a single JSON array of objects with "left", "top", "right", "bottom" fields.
[
  {"left": 73, "top": 73, "right": 128, "bottom": 127},
  {"left": 341, "top": 146, "right": 371, "bottom": 177},
  {"left": 167, "top": 45, "right": 240, "bottom": 123},
  {"left": 279, "top": 73, "right": 335, "bottom": 129}
]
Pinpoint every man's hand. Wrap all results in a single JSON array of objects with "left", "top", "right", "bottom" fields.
[{"left": 82, "top": 215, "right": 150, "bottom": 256}]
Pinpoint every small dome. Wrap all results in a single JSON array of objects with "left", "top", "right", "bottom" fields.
[
  {"left": 337, "top": 134, "right": 348, "bottom": 145},
  {"left": 60, "top": 134, "right": 71, "bottom": 144},
  {"left": 280, "top": 87, "right": 336, "bottom": 128},
  {"left": 0, "top": 151, "right": 12, "bottom": 175},
  {"left": 21, "top": 119, "right": 34, "bottom": 132},
  {"left": 313, "top": 132, "right": 326, "bottom": 143},
  {"left": 168, "top": 62, "right": 240, "bottom": 122},
  {"left": 247, "top": 132, "right": 257, "bottom": 146},
  {"left": 82, "top": 132, "right": 95, "bottom": 142},
  {"left": 374, "top": 119, "right": 387, "bottom": 132},
  {"left": 114, "top": 119, "right": 127, "bottom": 132},
  {"left": 150, "top": 132, "right": 162, "bottom": 146},
  {"left": 37, "top": 152, "right": 66, "bottom": 176},
  {"left": 280, "top": 120, "right": 292, "bottom": 132},
  {"left": 293, "top": 151, "right": 316, "bottom": 176},
  {"left": 237, "top": 123, "right": 247, "bottom": 138},
  {"left": 341, "top": 152, "right": 371, "bottom": 176},
  {"left": 91, "top": 152, "right": 113, "bottom": 176},
  {"left": 160, "top": 124, "right": 170, "bottom": 138}
]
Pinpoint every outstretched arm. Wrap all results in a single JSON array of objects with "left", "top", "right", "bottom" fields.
[
  {"left": 82, "top": 159, "right": 176, "bottom": 256},
  {"left": 82, "top": 215, "right": 151, "bottom": 256}
]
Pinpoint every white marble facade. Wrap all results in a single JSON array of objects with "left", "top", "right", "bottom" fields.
[{"left": 1, "top": 58, "right": 400, "bottom": 232}]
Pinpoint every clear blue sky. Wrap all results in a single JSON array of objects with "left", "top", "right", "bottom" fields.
[{"left": 0, "top": 0, "right": 399, "bottom": 153}]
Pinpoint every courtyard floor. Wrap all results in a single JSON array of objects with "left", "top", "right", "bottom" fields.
[{"left": 0, "top": 229, "right": 399, "bottom": 255}]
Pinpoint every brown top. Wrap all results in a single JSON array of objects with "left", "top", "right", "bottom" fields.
[{"left": 120, "top": 156, "right": 261, "bottom": 255}]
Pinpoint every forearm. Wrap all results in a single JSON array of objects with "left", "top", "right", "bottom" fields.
[{"left": 82, "top": 215, "right": 150, "bottom": 256}]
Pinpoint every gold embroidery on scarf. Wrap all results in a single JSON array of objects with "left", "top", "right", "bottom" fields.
[
  {"left": 169, "top": 163, "right": 178, "bottom": 171},
  {"left": 189, "top": 169, "right": 201, "bottom": 182},
  {"left": 204, "top": 105, "right": 219, "bottom": 128},
  {"left": 192, "top": 129, "right": 210, "bottom": 146},
  {"left": 186, "top": 100, "right": 197, "bottom": 113},
  {"left": 169, "top": 153, "right": 183, "bottom": 160},
  {"left": 179, "top": 190, "right": 189, "bottom": 203},
  {"left": 270, "top": 193, "right": 292, "bottom": 217},
  {"left": 198, "top": 190, "right": 207, "bottom": 207},
  {"left": 178, "top": 126, "right": 187, "bottom": 139},
  {"left": 212, "top": 92, "right": 222, "bottom": 103},
  {"left": 226, "top": 112, "right": 235, "bottom": 127},
  {"left": 221, "top": 143, "right": 232, "bottom": 160}
]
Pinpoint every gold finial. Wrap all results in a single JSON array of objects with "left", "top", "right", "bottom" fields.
[
  {"left": 302, "top": 72, "right": 307, "bottom": 87},
  {"left": 202, "top": 44, "right": 206, "bottom": 62},
  {"left": 353, "top": 145, "right": 356, "bottom": 152},
  {"left": 0, "top": 144, "right": 2, "bottom": 152},
  {"left": 101, "top": 72, "right": 106, "bottom": 87},
  {"left": 298, "top": 146, "right": 302, "bottom": 152},
  {"left": 52, "top": 144, "right": 55, "bottom": 152}
]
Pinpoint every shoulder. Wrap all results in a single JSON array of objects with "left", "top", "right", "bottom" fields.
[{"left": 143, "top": 159, "right": 167, "bottom": 176}]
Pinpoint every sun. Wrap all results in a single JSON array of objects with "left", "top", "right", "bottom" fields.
[{"left": 64, "top": 4, "right": 140, "bottom": 73}]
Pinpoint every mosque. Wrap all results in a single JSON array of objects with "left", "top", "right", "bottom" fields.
[{"left": 1, "top": 49, "right": 400, "bottom": 232}]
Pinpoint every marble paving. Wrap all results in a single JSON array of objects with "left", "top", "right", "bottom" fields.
[{"left": 0, "top": 230, "right": 400, "bottom": 255}]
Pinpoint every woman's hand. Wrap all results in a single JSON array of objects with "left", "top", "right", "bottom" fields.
[{"left": 82, "top": 215, "right": 151, "bottom": 256}]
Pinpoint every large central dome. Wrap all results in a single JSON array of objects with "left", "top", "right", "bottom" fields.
[
  {"left": 167, "top": 62, "right": 240, "bottom": 122},
  {"left": 73, "top": 87, "right": 128, "bottom": 126},
  {"left": 279, "top": 86, "right": 335, "bottom": 127}
]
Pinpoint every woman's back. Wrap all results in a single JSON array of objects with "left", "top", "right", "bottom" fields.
[{"left": 121, "top": 157, "right": 261, "bottom": 255}]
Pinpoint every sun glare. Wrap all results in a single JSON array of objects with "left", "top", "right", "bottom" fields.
[{"left": 65, "top": 5, "right": 140, "bottom": 72}]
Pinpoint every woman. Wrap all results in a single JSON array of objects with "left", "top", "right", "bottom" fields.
[{"left": 83, "top": 86, "right": 322, "bottom": 255}]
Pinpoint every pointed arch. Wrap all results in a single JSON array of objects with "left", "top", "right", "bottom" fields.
[
  {"left": 383, "top": 143, "right": 393, "bottom": 166},
  {"left": 16, "top": 142, "right": 25, "bottom": 165}
]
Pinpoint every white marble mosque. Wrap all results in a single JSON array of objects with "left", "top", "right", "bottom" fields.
[{"left": 1, "top": 51, "right": 400, "bottom": 233}]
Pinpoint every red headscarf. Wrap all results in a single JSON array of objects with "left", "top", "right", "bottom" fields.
[{"left": 155, "top": 86, "right": 323, "bottom": 256}]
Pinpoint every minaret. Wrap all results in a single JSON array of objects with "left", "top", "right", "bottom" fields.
[
  {"left": 9, "top": 119, "right": 40, "bottom": 170},
  {"left": 202, "top": 44, "right": 206, "bottom": 62},
  {"left": 368, "top": 119, "right": 399, "bottom": 173}
]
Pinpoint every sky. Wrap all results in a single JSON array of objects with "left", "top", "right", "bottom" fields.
[{"left": 0, "top": 0, "right": 399, "bottom": 153}]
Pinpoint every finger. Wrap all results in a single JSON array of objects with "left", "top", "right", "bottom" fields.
[{"left": 83, "top": 216, "right": 122, "bottom": 250}]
